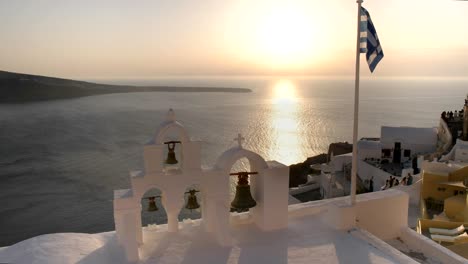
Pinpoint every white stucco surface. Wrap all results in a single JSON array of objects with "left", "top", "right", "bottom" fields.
[
  {"left": 330, "top": 153, "right": 352, "bottom": 172},
  {"left": 138, "top": 215, "right": 410, "bottom": 264},
  {"left": 397, "top": 228, "right": 468, "bottom": 264},
  {"left": 2, "top": 190, "right": 464, "bottom": 264},
  {"left": 421, "top": 160, "right": 461, "bottom": 175},
  {"left": 441, "top": 139, "right": 468, "bottom": 162},
  {"left": 0, "top": 214, "right": 412, "bottom": 264}
]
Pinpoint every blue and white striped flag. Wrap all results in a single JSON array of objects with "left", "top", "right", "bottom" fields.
[{"left": 360, "top": 7, "right": 383, "bottom": 73}]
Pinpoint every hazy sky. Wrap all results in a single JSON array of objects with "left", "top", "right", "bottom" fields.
[{"left": 1, "top": 0, "right": 467, "bottom": 79}]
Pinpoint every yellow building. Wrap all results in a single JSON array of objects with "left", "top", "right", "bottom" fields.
[
  {"left": 419, "top": 164, "right": 468, "bottom": 258},
  {"left": 421, "top": 168, "right": 467, "bottom": 219}
]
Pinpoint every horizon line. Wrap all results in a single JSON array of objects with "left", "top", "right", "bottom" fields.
[{"left": 3, "top": 69, "right": 468, "bottom": 82}]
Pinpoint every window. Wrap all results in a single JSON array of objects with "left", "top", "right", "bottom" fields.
[
  {"left": 382, "top": 149, "right": 391, "bottom": 158},
  {"left": 404, "top": 149, "right": 411, "bottom": 157}
]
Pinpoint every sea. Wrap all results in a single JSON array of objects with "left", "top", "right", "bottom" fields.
[{"left": 0, "top": 76, "right": 466, "bottom": 246}]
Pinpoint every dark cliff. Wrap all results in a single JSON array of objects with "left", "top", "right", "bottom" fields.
[{"left": 289, "top": 142, "right": 353, "bottom": 187}]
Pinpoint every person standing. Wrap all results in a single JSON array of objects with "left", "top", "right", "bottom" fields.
[{"left": 407, "top": 173, "right": 413, "bottom": 185}]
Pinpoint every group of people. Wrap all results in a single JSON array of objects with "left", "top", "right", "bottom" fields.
[
  {"left": 441, "top": 109, "right": 464, "bottom": 122},
  {"left": 380, "top": 173, "right": 413, "bottom": 190}
]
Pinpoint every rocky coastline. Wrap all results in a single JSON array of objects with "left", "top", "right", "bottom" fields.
[
  {"left": 0, "top": 70, "right": 251, "bottom": 103},
  {"left": 289, "top": 142, "right": 353, "bottom": 187}
]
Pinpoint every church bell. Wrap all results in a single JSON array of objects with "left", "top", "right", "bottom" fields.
[
  {"left": 230, "top": 172, "right": 258, "bottom": 211},
  {"left": 164, "top": 141, "right": 181, "bottom": 165},
  {"left": 147, "top": 196, "right": 159, "bottom": 212},
  {"left": 185, "top": 189, "right": 200, "bottom": 210}
]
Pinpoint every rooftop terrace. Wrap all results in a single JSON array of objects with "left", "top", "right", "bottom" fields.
[
  {"left": 139, "top": 215, "right": 410, "bottom": 264},
  {"left": 364, "top": 158, "right": 413, "bottom": 177},
  {"left": 3, "top": 189, "right": 464, "bottom": 264}
]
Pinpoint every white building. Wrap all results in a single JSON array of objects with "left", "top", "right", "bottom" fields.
[
  {"left": 359, "top": 126, "right": 438, "bottom": 163},
  {"left": 321, "top": 126, "right": 435, "bottom": 200},
  {"left": 441, "top": 139, "right": 468, "bottom": 163}
]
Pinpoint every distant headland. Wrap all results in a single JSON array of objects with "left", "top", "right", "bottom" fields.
[{"left": 0, "top": 71, "right": 252, "bottom": 103}]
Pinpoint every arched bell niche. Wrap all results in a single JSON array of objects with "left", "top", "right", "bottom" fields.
[
  {"left": 157, "top": 128, "right": 185, "bottom": 170},
  {"left": 201, "top": 144, "right": 290, "bottom": 248},
  {"left": 215, "top": 147, "right": 269, "bottom": 214},
  {"left": 140, "top": 187, "right": 167, "bottom": 227},
  {"left": 154, "top": 109, "right": 190, "bottom": 170}
]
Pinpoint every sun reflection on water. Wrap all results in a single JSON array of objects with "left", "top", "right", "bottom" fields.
[
  {"left": 269, "top": 80, "right": 303, "bottom": 165},
  {"left": 272, "top": 80, "right": 297, "bottom": 105}
]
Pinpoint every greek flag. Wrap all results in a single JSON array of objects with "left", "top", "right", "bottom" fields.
[{"left": 360, "top": 7, "right": 383, "bottom": 73}]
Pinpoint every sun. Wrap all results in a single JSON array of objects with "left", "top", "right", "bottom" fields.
[{"left": 223, "top": 2, "right": 329, "bottom": 70}]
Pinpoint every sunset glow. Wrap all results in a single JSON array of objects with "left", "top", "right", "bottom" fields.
[
  {"left": 0, "top": 0, "right": 467, "bottom": 78},
  {"left": 253, "top": 5, "right": 317, "bottom": 67},
  {"left": 272, "top": 80, "right": 297, "bottom": 104}
]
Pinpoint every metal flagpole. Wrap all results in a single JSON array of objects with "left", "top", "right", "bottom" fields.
[{"left": 351, "top": 0, "right": 363, "bottom": 205}]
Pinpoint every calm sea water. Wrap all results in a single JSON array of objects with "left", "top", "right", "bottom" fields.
[{"left": 0, "top": 76, "right": 466, "bottom": 246}]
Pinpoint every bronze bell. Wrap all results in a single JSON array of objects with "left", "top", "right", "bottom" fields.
[
  {"left": 230, "top": 172, "right": 257, "bottom": 211},
  {"left": 147, "top": 196, "right": 159, "bottom": 212},
  {"left": 164, "top": 141, "right": 181, "bottom": 165},
  {"left": 185, "top": 189, "right": 200, "bottom": 210}
]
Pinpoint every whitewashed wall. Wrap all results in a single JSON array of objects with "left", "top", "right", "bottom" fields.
[
  {"left": 330, "top": 154, "right": 352, "bottom": 172},
  {"left": 393, "top": 178, "right": 422, "bottom": 206},
  {"left": 437, "top": 118, "right": 453, "bottom": 153},
  {"left": 357, "top": 160, "right": 393, "bottom": 191},
  {"left": 421, "top": 160, "right": 459, "bottom": 175},
  {"left": 291, "top": 189, "right": 408, "bottom": 240},
  {"left": 320, "top": 172, "right": 345, "bottom": 199},
  {"left": 355, "top": 190, "right": 409, "bottom": 240},
  {"left": 400, "top": 227, "right": 468, "bottom": 264},
  {"left": 441, "top": 139, "right": 468, "bottom": 161},
  {"left": 381, "top": 126, "right": 438, "bottom": 155}
]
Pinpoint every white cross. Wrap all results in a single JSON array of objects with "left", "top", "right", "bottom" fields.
[{"left": 234, "top": 133, "right": 245, "bottom": 148}]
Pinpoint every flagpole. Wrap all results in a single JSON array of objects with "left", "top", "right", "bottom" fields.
[{"left": 351, "top": 0, "right": 363, "bottom": 206}]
